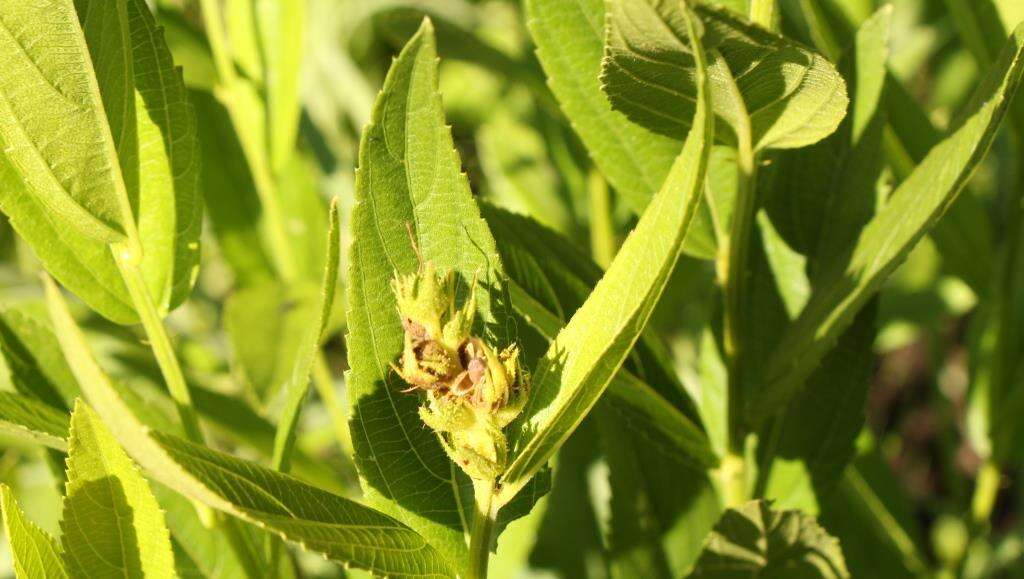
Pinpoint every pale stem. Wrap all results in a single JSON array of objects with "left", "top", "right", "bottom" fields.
[
  {"left": 588, "top": 170, "right": 616, "bottom": 269},
  {"left": 468, "top": 478, "right": 498, "bottom": 579},
  {"left": 749, "top": 0, "right": 777, "bottom": 29}
]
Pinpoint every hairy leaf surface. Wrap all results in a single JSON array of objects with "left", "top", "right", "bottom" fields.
[{"left": 0, "top": 392, "right": 69, "bottom": 451}]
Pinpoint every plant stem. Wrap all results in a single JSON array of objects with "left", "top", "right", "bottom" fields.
[
  {"left": 468, "top": 478, "right": 498, "bottom": 579},
  {"left": 722, "top": 139, "right": 758, "bottom": 487},
  {"left": 749, "top": 0, "right": 776, "bottom": 29},
  {"left": 113, "top": 244, "right": 204, "bottom": 445},
  {"left": 719, "top": 450, "right": 748, "bottom": 508},
  {"left": 588, "top": 170, "right": 616, "bottom": 269}
]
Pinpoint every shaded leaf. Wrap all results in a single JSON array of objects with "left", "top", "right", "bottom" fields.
[
  {"left": 603, "top": 1, "right": 848, "bottom": 151},
  {"left": 525, "top": 0, "right": 717, "bottom": 258},
  {"left": 62, "top": 401, "right": 176, "bottom": 579},
  {"left": 753, "top": 22, "right": 1024, "bottom": 422},
  {"left": 688, "top": 500, "right": 849, "bottom": 578},
  {"left": 0, "top": 392, "right": 69, "bottom": 451}
]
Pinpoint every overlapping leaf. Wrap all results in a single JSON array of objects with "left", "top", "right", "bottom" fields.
[
  {"left": 688, "top": 500, "right": 849, "bottom": 578},
  {"left": 602, "top": 0, "right": 848, "bottom": 151},
  {"left": 752, "top": 22, "right": 1024, "bottom": 421},
  {"left": 43, "top": 274, "right": 455, "bottom": 579},
  {"left": 525, "top": 0, "right": 717, "bottom": 258},
  {"left": 0, "top": 0, "right": 202, "bottom": 323},
  {"left": 501, "top": 5, "right": 715, "bottom": 502},
  {"left": 0, "top": 392, "right": 69, "bottom": 451}
]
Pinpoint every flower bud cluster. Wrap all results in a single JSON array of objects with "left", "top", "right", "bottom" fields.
[{"left": 391, "top": 263, "right": 529, "bottom": 480}]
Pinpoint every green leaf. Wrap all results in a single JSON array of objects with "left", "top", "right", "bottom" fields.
[
  {"left": 752, "top": 22, "right": 1024, "bottom": 422},
  {"left": 525, "top": 0, "right": 717, "bottom": 259},
  {"left": 43, "top": 275, "right": 455, "bottom": 579},
  {"left": 0, "top": 485, "right": 68, "bottom": 579},
  {"left": 346, "top": 18, "right": 513, "bottom": 567},
  {"left": 756, "top": 7, "right": 888, "bottom": 509},
  {"left": 602, "top": 1, "right": 848, "bottom": 151},
  {"left": 0, "top": 304, "right": 80, "bottom": 410},
  {"left": 62, "top": 401, "right": 177, "bottom": 579},
  {"left": 0, "top": 0, "right": 203, "bottom": 322},
  {"left": 596, "top": 405, "right": 722, "bottom": 578},
  {"left": 224, "top": 281, "right": 318, "bottom": 403},
  {"left": 0, "top": 392, "right": 69, "bottom": 451},
  {"left": 191, "top": 90, "right": 275, "bottom": 286},
  {"left": 501, "top": 5, "right": 714, "bottom": 502},
  {"left": 687, "top": 500, "right": 849, "bottom": 578},
  {"left": 482, "top": 205, "right": 715, "bottom": 469},
  {"left": 270, "top": 199, "right": 340, "bottom": 471},
  {"left": 0, "top": 0, "right": 133, "bottom": 242}
]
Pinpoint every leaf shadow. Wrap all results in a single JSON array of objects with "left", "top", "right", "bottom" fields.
[{"left": 63, "top": 477, "right": 143, "bottom": 575}]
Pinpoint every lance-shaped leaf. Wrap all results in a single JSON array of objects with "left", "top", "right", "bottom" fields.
[
  {"left": 62, "top": 401, "right": 177, "bottom": 579},
  {"left": 346, "top": 18, "right": 517, "bottom": 567},
  {"left": 525, "top": 0, "right": 717, "bottom": 258},
  {"left": 0, "top": 304, "right": 80, "bottom": 410},
  {"left": 500, "top": 6, "right": 714, "bottom": 502},
  {"left": 751, "top": 22, "right": 1024, "bottom": 422},
  {"left": 0, "top": 0, "right": 202, "bottom": 323},
  {"left": 271, "top": 199, "right": 341, "bottom": 471},
  {"left": 688, "top": 500, "right": 849, "bottom": 578},
  {"left": 1, "top": 485, "right": 68, "bottom": 579},
  {"left": 0, "top": 392, "right": 69, "bottom": 451},
  {"left": 259, "top": 0, "right": 306, "bottom": 173},
  {"left": 43, "top": 275, "right": 455, "bottom": 579},
  {"left": 602, "top": 0, "right": 848, "bottom": 151}
]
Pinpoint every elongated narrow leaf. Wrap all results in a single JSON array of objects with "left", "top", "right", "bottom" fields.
[
  {"left": 753, "top": 23, "right": 1024, "bottom": 422},
  {"left": 1, "top": 485, "right": 68, "bottom": 579},
  {"left": 688, "top": 500, "right": 849, "bottom": 578},
  {"left": 62, "top": 401, "right": 176, "bottom": 579},
  {"left": 0, "top": 392, "right": 68, "bottom": 451},
  {"left": 271, "top": 199, "right": 341, "bottom": 470},
  {"left": 346, "top": 18, "right": 514, "bottom": 567},
  {"left": 525, "top": 0, "right": 716, "bottom": 258},
  {"left": 603, "top": 1, "right": 848, "bottom": 151},
  {"left": 43, "top": 275, "right": 455, "bottom": 579},
  {"left": 0, "top": 0, "right": 132, "bottom": 241},
  {"left": 501, "top": 6, "right": 714, "bottom": 501}
]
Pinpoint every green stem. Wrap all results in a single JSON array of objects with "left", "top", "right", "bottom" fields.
[
  {"left": 468, "top": 478, "right": 498, "bottom": 579},
  {"left": 197, "top": 0, "right": 237, "bottom": 87},
  {"left": 113, "top": 245, "right": 204, "bottom": 445},
  {"left": 722, "top": 139, "right": 758, "bottom": 475},
  {"left": 749, "top": 0, "right": 776, "bottom": 29},
  {"left": 588, "top": 170, "right": 616, "bottom": 269},
  {"left": 719, "top": 450, "right": 748, "bottom": 508}
]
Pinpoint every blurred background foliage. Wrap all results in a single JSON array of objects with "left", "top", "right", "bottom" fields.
[{"left": 1, "top": 0, "right": 1024, "bottom": 577}]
